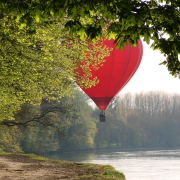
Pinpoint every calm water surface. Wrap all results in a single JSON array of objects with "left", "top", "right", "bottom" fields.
[{"left": 45, "top": 147, "right": 180, "bottom": 180}]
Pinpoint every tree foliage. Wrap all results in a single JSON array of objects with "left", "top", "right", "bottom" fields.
[
  {"left": 60, "top": 90, "right": 97, "bottom": 151},
  {"left": 0, "top": 14, "right": 110, "bottom": 121},
  {"left": 1, "top": 90, "right": 180, "bottom": 153},
  {"left": 0, "top": 98, "right": 78, "bottom": 135},
  {"left": 0, "top": 126, "right": 22, "bottom": 153},
  {"left": 1, "top": 0, "right": 180, "bottom": 75}
]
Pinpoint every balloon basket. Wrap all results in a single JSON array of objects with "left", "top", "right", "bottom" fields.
[{"left": 99, "top": 110, "right": 106, "bottom": 122}]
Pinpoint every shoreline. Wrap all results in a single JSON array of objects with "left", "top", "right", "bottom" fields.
[
  {"left": 49, "top": 145, "right": 180, "bottom": 154},
  {"left": 0, "top": 153, "right": 125, "bottom": 180}
]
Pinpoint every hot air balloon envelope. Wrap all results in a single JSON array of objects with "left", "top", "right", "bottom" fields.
[{"left": 79, "top": 38, "right": 143, "bottom": 110}]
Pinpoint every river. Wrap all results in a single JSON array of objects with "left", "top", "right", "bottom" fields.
[{"left": 45, "top": 147, "right": 180, "bottom": 180}]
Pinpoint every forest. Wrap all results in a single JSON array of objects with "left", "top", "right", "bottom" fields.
[{"left": 1, "top": 90, "right": 180, "bottom": 155}]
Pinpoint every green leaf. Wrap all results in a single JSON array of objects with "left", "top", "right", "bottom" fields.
[
  {"left": 35, "top": 15, "right": 40, "bottom": 22},
  {"left": 64, "top": 0, "right": 69, "bottom": 6},
  {"left": 79, "top": 30, "right": 86, "bottom": 40},
  {"left": 138, "top": 20, "right": 141, "bottom": 27},
  {"left": 72, "top": 5, "right": 77, "bottom": 18},
  {"left": 16, "top": 15, "right": 21, "bottom": 23},
  {"left": 159, "top": 61, "right": 167, "bottom": 65},
  {"left": 80, "top": 9, "right": 85, "bottom": 18},
  {"left": 144, "top": 33, "right": 150, "bottom": 44}
]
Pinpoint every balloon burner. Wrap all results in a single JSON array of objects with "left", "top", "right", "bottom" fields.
[{"left": 99, "top": 110, "right": 106, "bottom": 122}]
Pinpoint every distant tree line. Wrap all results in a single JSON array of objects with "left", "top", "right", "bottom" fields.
[{"left": 1, "top": 90, "right": 180, "bottom": 154}]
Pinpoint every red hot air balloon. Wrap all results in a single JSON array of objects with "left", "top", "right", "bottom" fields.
[{"left": 78, "top": 38, "right": 143, "bottom": 121}]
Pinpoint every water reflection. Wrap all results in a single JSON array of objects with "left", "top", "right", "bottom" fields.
[
  {"left": 45, "top": 147, "right": 180, "bottom": 180},
  {"left": 46, "top": 151, "right": 96, "bottom": 162}
]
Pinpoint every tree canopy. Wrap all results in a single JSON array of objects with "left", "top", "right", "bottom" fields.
[
  {"left": 1, "top": 0, "right": 180, "bottom": 76},
  {"left": 0, "top": 15, "right": 110, "bottom": 121},
  {"left": 2, "top": 90, "right": 180, "bottom": 154}
]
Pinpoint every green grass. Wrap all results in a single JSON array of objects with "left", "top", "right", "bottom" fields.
[
  {"left": 73, "top": 162, "right": 95, "bottom": 168},
  {"left": 100, "top": 164, "right": 115, "bottom": 171},
  {"left": 75, "top": 170, "right": 125, "bottom": 180},
  {"left": 102, "top": 170, "right": 125, "bottom": 180},
  {"left": 0, "top": 152, "right": 49, "bottom": 161},
  {"left": 23, "top": 154, "right": 50, "bottom": 161},
  {"left": 0, "top": 152, "right": 13, "bottom": 155},
  {"left": 99, "top": 165, "right": 125, "bottom": 180}
]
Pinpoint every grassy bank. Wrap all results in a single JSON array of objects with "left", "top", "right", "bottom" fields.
[{"left": 0, "top": 152, "right": 125, "bottom": 180}]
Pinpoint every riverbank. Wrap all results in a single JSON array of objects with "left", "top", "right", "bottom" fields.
[{"left": 0, "top": 153, "right": 125, "bottom": 180}]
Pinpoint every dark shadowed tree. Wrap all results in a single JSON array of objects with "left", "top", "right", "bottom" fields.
[{"left": 1, "top": 0, "right": 180, "bottom": 75}]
